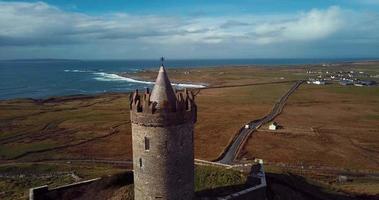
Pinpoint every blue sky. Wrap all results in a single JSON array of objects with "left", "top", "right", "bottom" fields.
[{"left": 0, "top": 0, "right": 379, "bottom": 59}]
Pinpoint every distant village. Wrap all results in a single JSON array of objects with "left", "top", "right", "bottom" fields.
[{"left": 306, "top": 66, "right": 378, "bottom": 86}]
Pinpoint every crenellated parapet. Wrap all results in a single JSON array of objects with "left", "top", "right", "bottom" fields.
[{"left": 130, "top": 88, "right": 197, "bottom": 126}]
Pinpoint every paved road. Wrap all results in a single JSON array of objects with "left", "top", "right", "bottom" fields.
[{"left": 217, "top": 80, "right": 304, "bottom": 164}]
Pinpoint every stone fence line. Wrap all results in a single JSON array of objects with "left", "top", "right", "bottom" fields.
[{"left": 29, "top": 178, "right": 100, "bottom": 200}]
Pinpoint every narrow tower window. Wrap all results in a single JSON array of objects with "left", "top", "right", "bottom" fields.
[
  {"left": 144, "top": 137, "right": 150, "bottom": 151},
  {"left": 165, "top": 141, "right": 169, "bottom": 152},
  {"left": 139, "top": 158, "right": 143, "bottom": 168}
]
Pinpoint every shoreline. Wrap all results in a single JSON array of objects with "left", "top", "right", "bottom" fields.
[
  {"left": 0, "top": 72, "right": 208, "bottom": 102},
  {"left": 1, "top": 61, "right": 378, "bottom": 101},
  {"left": 116, "top": 72, "right": 207, "bottom": 88},
  {"left": 0, "top": 80, "right": 299, "bottom": 102}
]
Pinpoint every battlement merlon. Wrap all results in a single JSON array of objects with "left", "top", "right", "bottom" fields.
[{"left": 129, "top": 88, "right": 197, "bottom": 126}]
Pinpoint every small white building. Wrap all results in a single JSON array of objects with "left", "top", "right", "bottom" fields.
[
  {"left": 269, "top": 122, "right": 278, "bottom": 130},
  {"left": 337, "top": 175, "right": 348, "bottom": 183},
  {"left": 312, "top": 80, "right": 326, "bottom": 85}
]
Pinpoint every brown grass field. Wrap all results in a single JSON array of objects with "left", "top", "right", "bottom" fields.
[
  {"left": 240, "top": 84, "right": 379, "bottom": 171},
  {"left": 1, "top": 62, "right": 379, "bottom": 198}
]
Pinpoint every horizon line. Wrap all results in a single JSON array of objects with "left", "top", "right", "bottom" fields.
[{"left": 2, "top": 57, "right": 379, "bottom": 62}]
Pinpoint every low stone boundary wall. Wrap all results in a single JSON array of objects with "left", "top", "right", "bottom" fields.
[
  {"left": 195, "top": 159, "right": 233, "bottom": 168},
  {"left": 29, "top": 178, "right": 100, "bottom": 200}
]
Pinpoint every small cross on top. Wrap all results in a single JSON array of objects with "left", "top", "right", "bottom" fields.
[{"left": 160, "top": 57, "right": 165, "bottom": 66}]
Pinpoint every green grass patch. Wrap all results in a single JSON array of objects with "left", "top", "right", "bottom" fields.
[
  {"left": 326, "top": 85, "right": 379, "bottom": 98},
  {"left": 0, "top": 140, "right": 58, "bottom": 159},
  {"left": 194, "top": 165, "right": 246, "bottom": 192},
  {"left": 365, "top": 114, "right": 379, "bottom": 120},
  {"left": 0, "top": 163, "right": 126, "bottom": 200}
]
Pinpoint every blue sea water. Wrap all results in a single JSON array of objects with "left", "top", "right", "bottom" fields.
[{"left": 0, "top": 58, "right": 372, "bottom": 100}]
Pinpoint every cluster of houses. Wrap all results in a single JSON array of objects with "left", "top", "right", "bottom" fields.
[{"left": 306, "top": 69, "right": 377, "bottom": 87}]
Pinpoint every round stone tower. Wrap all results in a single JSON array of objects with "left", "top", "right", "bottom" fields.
[{"left": 130, "top": 64, "right": 197, "bottom": 200}]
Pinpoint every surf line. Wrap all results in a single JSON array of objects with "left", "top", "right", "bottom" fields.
[{"left": 93, "top": 72, "right": 206, "bottom": 88}]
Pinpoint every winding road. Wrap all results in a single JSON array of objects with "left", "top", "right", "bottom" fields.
[{"left": 217, "top": 80, "right": 305, "bottom": 164}]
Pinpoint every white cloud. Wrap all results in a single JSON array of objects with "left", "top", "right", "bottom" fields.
[
  {"left": 249, "top": 6, "right": 344, "bottom": 44},
  {"left": 0, "top": 1, "right": 378, "bottom": 58},
  {"left": 0, "top": 1, "right": 188, "bottom": 45},
  {"left": 0, "top": 2, "right": 345, "bottom": 45}
]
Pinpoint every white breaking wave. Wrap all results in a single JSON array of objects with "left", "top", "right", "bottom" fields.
[
  {"left": 64, "top": 69, "right": 89, "bottom": 73},
  {"left": 172, "top": 83, "right": 206, "bottom": 88},
  {"left": 93, "top": 72, "right": 155, "bottom": 84},
  {"left": 93, "top": 72, "right": 206, "bottom": 88}
]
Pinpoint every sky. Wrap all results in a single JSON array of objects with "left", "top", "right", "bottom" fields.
[{"left": 0, "top": 0, "right": 379, "bottom": 59}]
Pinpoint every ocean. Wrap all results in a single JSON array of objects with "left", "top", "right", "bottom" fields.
[{"left": 0, "top": 58, "right": 371, "bottom": 100}]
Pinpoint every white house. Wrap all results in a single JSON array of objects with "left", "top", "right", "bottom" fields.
[
  {"left": 312, "top": 80, "right": 326, "bottom": 85},
  {"left": 269, "top": 122, "right": 278, "bottom": 130}
]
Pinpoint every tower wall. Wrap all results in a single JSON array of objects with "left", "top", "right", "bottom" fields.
[{"left": 132, "top": 122, "right": 194, "bottom": 200}]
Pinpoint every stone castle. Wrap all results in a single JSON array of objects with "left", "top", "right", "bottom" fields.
[{"left": 129, "top": 64, "right": 197, "bottom": 199}]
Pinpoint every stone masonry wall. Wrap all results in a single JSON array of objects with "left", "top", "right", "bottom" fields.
[{"left": 132, "top": 122, "right": 194, "bottom": 200}]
